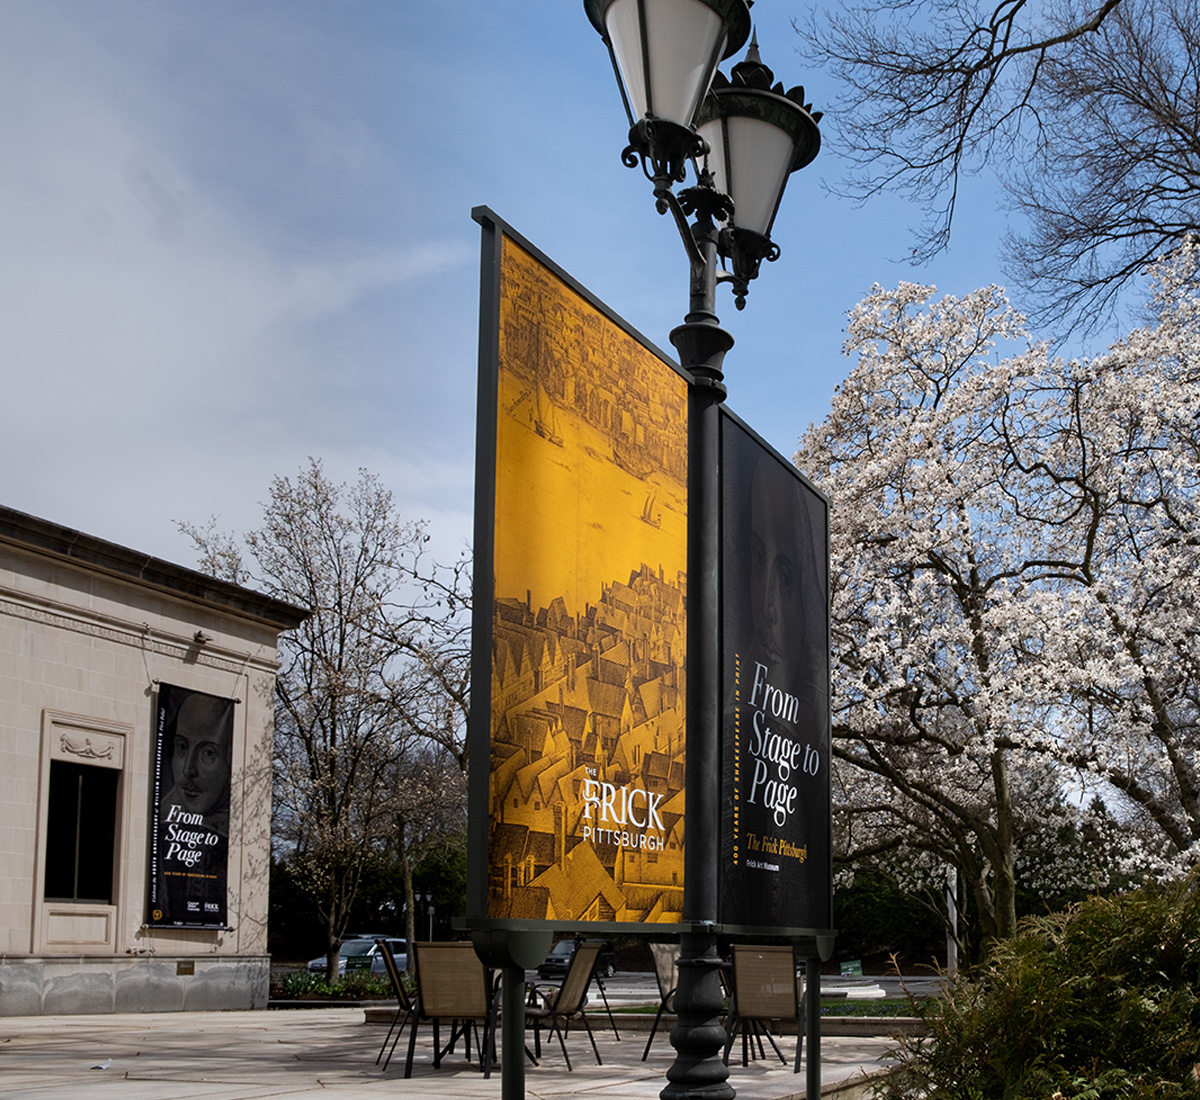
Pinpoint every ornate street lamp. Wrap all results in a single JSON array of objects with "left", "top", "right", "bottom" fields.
[
  {"left": 585, "top": 7, "right": 822, "bottom": 1100},
  {"left": 696, "top": 37, "right": 822, "bottom": 308},
  {"left": 584, "top": 0, "right": 751, "bottom": 208}
]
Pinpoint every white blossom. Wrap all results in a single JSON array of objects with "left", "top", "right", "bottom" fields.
[{"left": 798, "top": 250, "right": 1200, "bottom": 942}]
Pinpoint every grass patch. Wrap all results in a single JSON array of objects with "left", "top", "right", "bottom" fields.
[
  {"left": 820, "top": 998, "right": 914, "bottom": 1017},
  {"left": 609, "top": 998, "right": 919, "bottom": 1017}
]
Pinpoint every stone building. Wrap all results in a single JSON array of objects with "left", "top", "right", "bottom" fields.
[{"left": 0, "top": 506, "right": 305, "bottom": 1014}]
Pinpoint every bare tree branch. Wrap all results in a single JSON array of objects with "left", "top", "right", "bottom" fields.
[
  {"left": 180, "top": 458, "right": 470, "bottom": 978},
  {"left": 798, "top": 0, "right": 1200, "bottom": 330}
]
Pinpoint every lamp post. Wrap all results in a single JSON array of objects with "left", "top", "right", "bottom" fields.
[
  {"left": 585, "top": 4, "right": 820, "bottom": 1099},
  {"left": 419, "top": 890, "right": 434, "bottom": 941}
]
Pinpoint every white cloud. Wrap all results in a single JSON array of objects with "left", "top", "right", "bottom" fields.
[
  {"left": 0, "top": 3, "right": 480, "bottom": 567},
  {"left": 0, "top": 0, "right": 1030, "bottom": 578}
]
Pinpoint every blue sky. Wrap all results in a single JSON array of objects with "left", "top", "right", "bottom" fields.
[{"left": 1, "top": 0, "right": 1027, "bottom": 570}]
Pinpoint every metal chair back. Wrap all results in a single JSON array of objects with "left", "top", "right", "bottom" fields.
[
  {"left": 729, "top": 944, "right": 797, "bottom": 1019},
  {"left": 641, "top": 941, "right": 680, "bottom": 1060},
  {"left": 649, "top": 941, "right": 679, "bottom": 1009},
  {"left": 374, "top": 938, "right": 415, "bottom": 1071},
  {"left": 724, "top": 943, "right": 802, "bottom": 1072},
  {"left": 526, "top": 940, "right": 604, "bottom": 1070},
  {"left": 403, "top": 942, "right": 494, "bottom": 1078},
  {"left": 547, "top": 940, "right": 601, "bottom": 1014},
  {"left": 414, "top": 942, "right": 489, "bottom": 1018}
]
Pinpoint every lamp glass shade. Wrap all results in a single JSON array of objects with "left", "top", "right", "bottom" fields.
[
  {"left": 699, "top": 113, "right": 796, "bottom": 236},
  {"left": 604, "top": 0, "right": 728, "bottom": 127}
]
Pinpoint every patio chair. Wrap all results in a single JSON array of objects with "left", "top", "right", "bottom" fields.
[
  {"left": 525, "top": 939, "right": 603, "bottom": 1071},
  {"left": 560, "top": 936, "right": 621, "bottom": 1040},
  {"left": 587, "top": 943, "right": 621, "bottom": 1041},
  {"left": 403, "top": 942, "right": 496, "bottom": 1079},
  {"left": 375, "top": 938, "right": 417, "bottom": 1071},
  {"left": 722, "top": 944, "right": 803, "bottom": 1073},
  {"left": 641, "top": 941, "right": 680, "bottom": 1060}
]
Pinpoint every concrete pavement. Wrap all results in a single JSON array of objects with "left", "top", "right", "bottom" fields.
[{"left": 0, "top": 1007, "right": 898, "bottom": 1100}]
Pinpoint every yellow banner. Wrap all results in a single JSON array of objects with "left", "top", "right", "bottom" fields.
[{"left": 487, "top": 237, "right": 688, "bottom": 924}]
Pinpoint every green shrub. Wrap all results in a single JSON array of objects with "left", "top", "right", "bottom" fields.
[
  {"left": 276, "top": 969, "right": 391, "bottom": 999},
  {"left": 278, "top": 971, "right": 334, "bottom": 997},
  {"left": 336, "top": 970, "right": 390, "bottom": 999},
  {"left": 833, "top": 870, "right": 946, "bottom": 963},
  {"left": 876, "top": 872, "right": 1200, "bottom": 1099}
]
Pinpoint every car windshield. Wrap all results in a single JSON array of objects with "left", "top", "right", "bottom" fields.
[
  {"left": 341, "top": 941, "right": 375, "bottom": 957},
  {"left": 550, "top": 943, "right": 573, "bottom": 957}
]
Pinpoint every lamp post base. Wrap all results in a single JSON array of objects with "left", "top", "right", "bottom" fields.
[{"left": 661, "top": 930, "right": 734, "bottom": 1100}]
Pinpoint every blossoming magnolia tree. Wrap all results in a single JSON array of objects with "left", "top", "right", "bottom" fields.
[{"left": 797, "top": 244, "right": 1200, "bottom": 945}]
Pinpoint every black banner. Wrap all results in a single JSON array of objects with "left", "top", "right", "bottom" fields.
[
  {"left": 148, "top": 684, "right": 234, "bottom": 928},
  {"left": 720, "top": 415, "right": 832, "bottom": 933}
]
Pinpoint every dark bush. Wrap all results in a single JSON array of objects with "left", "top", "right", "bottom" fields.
[
  {"left": 877, "top": 871, "right": 1200, "bottom": 1099},
  {"left": 275, "top": 970, "right": 391, "bottom": 999},
  {"left": 833, "top": 870, "right": 946, "bottom": 969}
]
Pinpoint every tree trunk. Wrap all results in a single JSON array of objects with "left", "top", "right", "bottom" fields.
[
  {"left": 990, "top": 750, "right": 1019, "bottom": 942},
  {"left": 323, "top": 884, "right": 340, "bottom": 984},
  {"left": 397, "top": 818, "right": 416, "bottom": 975}
]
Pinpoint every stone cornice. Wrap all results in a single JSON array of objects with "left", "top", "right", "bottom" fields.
[
  {"left": 0, "top": 588, "right": 280, "bottom": 676},
  {"left": 0, "top": 505, "right": 307, "bottom": 633}
]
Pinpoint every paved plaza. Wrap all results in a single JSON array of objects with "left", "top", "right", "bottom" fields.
[{"left": 0, "top": 1006, "right": 897, "bottom": 1100}]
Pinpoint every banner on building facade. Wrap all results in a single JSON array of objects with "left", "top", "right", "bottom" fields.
[
  {"left": 148, "top": 683, "right": 234, "bottom": 928},
  {"left": 719, "top": 412, "right": 833, "bottom": 935},
  {"left": 467, "top": 208, "right": 689, "bottom": 931}
]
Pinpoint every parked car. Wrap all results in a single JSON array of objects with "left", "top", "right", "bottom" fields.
[
  {"left": 536, "top": 939, "right": 617, "bottom": 979},
  {"left": 306, "top": 936, "right": 407, "bottom": 976}
]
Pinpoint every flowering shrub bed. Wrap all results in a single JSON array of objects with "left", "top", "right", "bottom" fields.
[{"left": 275, "top": 970, "right": 392, "bottom": 999}]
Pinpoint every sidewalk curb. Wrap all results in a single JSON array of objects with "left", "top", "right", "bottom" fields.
[{"left": 362, "top": 1006, "right": 924, "bottom": 1038}]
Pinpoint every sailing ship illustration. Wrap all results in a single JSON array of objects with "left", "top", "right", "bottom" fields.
[
  {"left": 534, "top": 382, "right": 563, "bottom": 447},
  {"left": 504, "top": 381, "right": 563, "bottom": 447}
]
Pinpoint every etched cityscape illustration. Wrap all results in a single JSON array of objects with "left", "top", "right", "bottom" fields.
[{"left": 487, "top": 237, "right": 688, "bottom": 924}]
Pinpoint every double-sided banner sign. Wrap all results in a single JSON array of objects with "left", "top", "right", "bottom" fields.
[
  {"left": 720, "top": 413, "right": 832, "bottom": 935},
  {"left": 148, "top": 684, "right": 234, "bottom": 928},
  {"left": 467, "top": 209, "right": 833, "bottom": 941}
]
